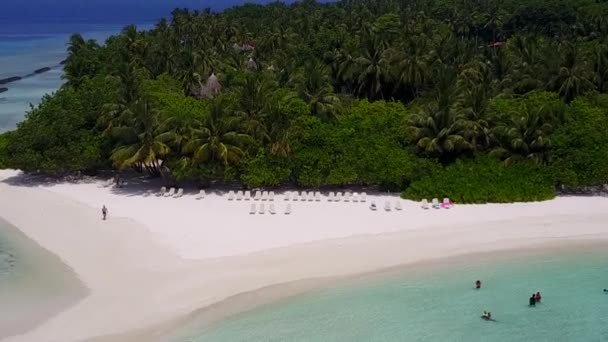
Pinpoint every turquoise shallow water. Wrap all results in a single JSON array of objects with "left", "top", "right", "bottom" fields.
[
  {"left": 176, "top": 246, "right": 608, "bottom": 342},
  {"left": 0, "top": 219, "right": 86, "bottom": 338}
]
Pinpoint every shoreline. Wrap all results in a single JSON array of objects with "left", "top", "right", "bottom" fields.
[
  {"left": 0, "top": 218, "right": 87, "bottom": 340},
  {"left": 1, "top": 169, "right": 608, "bottom": 341},
  {"left": 94, "top": 239, "right": 608, "bottom": 341}
]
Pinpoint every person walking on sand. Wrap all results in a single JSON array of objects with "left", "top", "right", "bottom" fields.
[{"left": 102, "top": 205, "right": 108, "bottom": 220}]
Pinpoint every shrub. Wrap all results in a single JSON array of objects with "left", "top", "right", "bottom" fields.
[{"left": 402, "top": 156, "right": 555, "bottom": 203}]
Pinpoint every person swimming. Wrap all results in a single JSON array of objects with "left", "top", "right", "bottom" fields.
[
  {"left": 529, "top": 294, "right": 536, "bottom": 306},
  {"left": 481, "top": 311, "right": 493, "bottom": 321},
  {"left": 475, "top": 280, "right": 482, "bottom": 289},
  {"left": 535, "top": 292, "right": 542, "bottom": 303}
]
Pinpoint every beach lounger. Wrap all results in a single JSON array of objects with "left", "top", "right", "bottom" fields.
[
  {"left": 196, "top": 189, "right": 206, "bottom": 200},
  {"left": 384, "top": 201, "right": 391, "bottom": 211},
  {"left": 228, "top": 190, "right": 235, "bottom": 201},
  {"left": 307, "top": 191, "right": 314, "bottom": 201},
  {"left": 285, "top": 203, "right": 292, "bottom": 215},
  {"left": 432, "top": 198, "right": 440, "bottom": 209},
  {"left": 328, "top": 192, "right": 335, "bottom": 202},
  {"left": 236, "top": 190, "right": 244, "bottom": 200},
  {"left": 344, "top": 192, "right": 351, "bottom": 202},
  {"left": 262, "top": 191, "right": 269, "bottom": 201},
  {"left": 421, "top": 199, "right": 430, "bottom": 210},
  {"left": 269, "top": 203, "right": 276, "bottom": 215},
  {"left": 249, "top": 203, "right": 256, "bottom": 214},
  {"left": 335, "top": 192, "right": 342, "bottom": 202},
  {"left": 244, "top": 191, "right": 251, "bottom": 200},
  {"left": 315, "top": 191, "right": 321, "bottom": 202},
  {"left": 158, "top": 186, "right": 167, "bottom": 197},
  {"left": 395, "top": 200, "right": 403, "bottom": 211},
  {"left": 174, "top": 188, "right": 184, "bottom": 198},
  {"left": 360, "top": 192, "right": 367, "bottom": 202},
  {"left": 259, "top": 203, "right": 265, "bottom": 214},
  {"left": 102, "top": 178, "right": 113, "bottom": 188},
  {"left": 370, "top": 200, "right": 377, "bottom": 211},
  {"left": 352, "top": 192, "right": 359, "bottom": 202},
  {"left": 269, "top": 191, "right": 275, "bottom": 201},
  {"left": 164, "top": 187, "right": 175, "bottom": 197},
  {"left": 300, "top": 191, "right": 306, "bottom": 201},
  {"left": 442, "top": 198, "right": 453, "bottom": 209},
  {"left": 292, "top": 191, "right": 298, "bottom": 201},
  {"left": 254, "top": 191, "right": 262, "bottom": 201},
  {"left": 284, "top": 192, "right": 291, "bottom": 201}
]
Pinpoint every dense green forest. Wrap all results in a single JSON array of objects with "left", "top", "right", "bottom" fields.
[{"left": 2, "top": 0, "right": 608, "bottom": 203}]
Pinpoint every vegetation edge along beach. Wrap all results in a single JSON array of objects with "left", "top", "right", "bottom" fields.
[{"left": 1, "top": 0, "right": 608, "bottom": 203}]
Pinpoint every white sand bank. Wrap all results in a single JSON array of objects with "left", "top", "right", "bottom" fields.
[{"left": 1, "top": 169, "right": 608, "bottom": 341}]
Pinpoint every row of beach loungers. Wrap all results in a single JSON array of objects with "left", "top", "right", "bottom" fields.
[
  {"left": 421, "top": 198, "right": 453, "bottom": 209},
  {"left": 248, "top": 202, "right": 291, "bottom": 215},
  {"left": 157, "top": 187, "right": 184, "bottom": 198},
  {"left": 225, "top": 190, "right": 368, "bottom": 202},
  {"left": 369, "top": 200, "right": 403, "bottom": 211}
]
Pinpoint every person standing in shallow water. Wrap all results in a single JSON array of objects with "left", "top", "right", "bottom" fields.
[
  {"left": 475, "top": 280, "right": 482, "bottom": 289},
  {"left": 529, "top": 294, "right": 536, "bottom": 306},
  {"left": 535, "top": 292, "right": 542, "bottom": 303},
  {"left": 102, "top": 205, "right": 108, "bottom": 220}
]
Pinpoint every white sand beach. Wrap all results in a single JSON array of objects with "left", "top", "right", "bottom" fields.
[{"left": 1, "top": 168, "right": 608, "bottom": 341}]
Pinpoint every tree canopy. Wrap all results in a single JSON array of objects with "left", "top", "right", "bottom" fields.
[{"left": 3, "top": 0, "right": 608, "bottom": 202}]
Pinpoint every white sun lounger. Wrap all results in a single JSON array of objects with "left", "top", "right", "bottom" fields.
[
  {"left": 384, "top": 201, "right": 391, "bottom": 211},
  {"left": 360, "top": 192, "right": 367, "bottom": 202},
  {"left": 102, "top": 178, "right": 113, "bottom": 187},
  {"left": 228, "top": 190, "right": 235, "bottom": 201},
  {"left": 421, "top": 199, "right": 430, "bottom": 210},
  {"left": 236, "top": 190, "right": 244, "bottom": 200},
  {"left": 395, "top": 200, "right": 403, "bottom": 211},
  {"left": 174, "top": 188, "right": 184, "bottom": 198},
  {"left": 315, "top": 191, "right": 321, "bottom": 201},
  {"left": 254, "top": 191, "right": 262, "bottom": 201},
  {"left": 258, "top": 203, "right": 265, "bottom": 214},
  {"left": 249, "top": 203, "right": 256, "bottom": 214},
  {"left": 335, "top": 192, "right": 342, "bottom": 202},
  {"left": 158, "top": 186, "right": 167, "bottom": 197},
  {"left": 328, "top": 192, "right": 335, "bottom": 202},
  {"left": 164, "top": 187, "right": 175, "bottom": 197},
  {"left": 352, "top": 192, "right": 359, "bottom": 202},
  {"left": 269, "top": 191, "right": 275, "bottom": 201},
  {"left": 262, "top": 191, "right": 269, "bottom": 201},
  {"left": 300, "top": 191, "right": 306, "bottom": 201},
  {"left": 284, "top": 192, "right": 291, "bottom": 201},
  {"left": 307, "top": 191, "right": 314, "bottom": 201},
  {"left": 432, "top": 198, "right": 440, "bottom": 209},
  {"left": 196, "top": 189, "right": 206, "bottom": 200},
  {"left": 292, "top": 191, "right": 298, "bottom": 201},
  {"left": 269, "top": 203, "right": 276, "bottom": 215},
  {"left": 244, "top": 190, "right": 251, "bottom": 200},
  {"left": 370, "top": 200, "right": 377, "bottom": 211},
  {"left": 285, "top": 203, "right": 292, "bottom": 215},
  {"left": 344, "top": 192, "right": 351, "bottom": 202}
]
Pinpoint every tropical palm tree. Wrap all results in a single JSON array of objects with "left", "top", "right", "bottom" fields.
[
  {"left": 490, "top": 104, "right": 554, "bottom": 165},
  {"left": 292, "top": 62, "right": 339, "bottom": 120},
  {"left": 182, "top": 98, "right": 252, "bottom": 166},
  {"left": 109, "top": 101, "right": 170, "bottom": 175},
  {"left": 548, "top": 42, "right": 594, "bottom": 103},
  {"left": 407, "top": 86, "right": 471, "bottom": 161}
]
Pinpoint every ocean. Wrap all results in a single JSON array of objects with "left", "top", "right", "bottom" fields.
[
  {"left": 0, "top": 219, "right": 86, "bottom": 339},
  {"left": 170, "top": 245, "right": 608, "bottom": 341},
  {"left": 0, "top": 22, "right": 148, "bottom": 133}
]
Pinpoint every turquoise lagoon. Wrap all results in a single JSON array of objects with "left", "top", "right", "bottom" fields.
[
  {"left": 0, "top": 219, "right": 85, "bottom": 338},
  {"left": 172, "top": 245, "right": 608, "bottom": 342}
]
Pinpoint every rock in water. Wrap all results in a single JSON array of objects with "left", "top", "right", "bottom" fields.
[
  {"left": 34, "top": 67, "right": 51, "bottom": 74},
  {"left": 0, "top": 76, "right": 21, "bottom": 84},
  {"left": 0, "top": 87, "right": 7, "bottom": 93}
]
